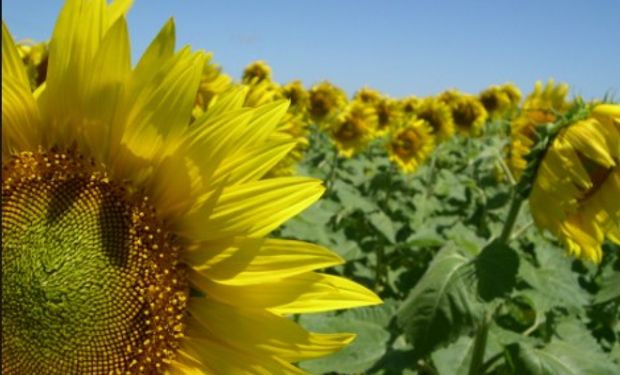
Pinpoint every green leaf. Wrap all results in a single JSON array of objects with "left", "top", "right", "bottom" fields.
[
  {"left": 475, "top": 240, "right": 519, "bottom": 301},
  {"left": 506, "top": 340, "right": 620, "bottom": 375},
  {"left": 368, "top": 210, "right": 397, "bottom": 243},
  {"left": 397, "top": 246, "right": 483, "bottom": 356},
  {"left": 594, "top": 271, "right": 620, "bottom": 304},
  {"left": 299, "top": 306, "right": 392, "bottom": 374}
]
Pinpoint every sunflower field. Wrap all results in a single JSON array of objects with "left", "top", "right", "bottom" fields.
[{"left": 3, "top": 1, "right": 620, "bottom": 374}]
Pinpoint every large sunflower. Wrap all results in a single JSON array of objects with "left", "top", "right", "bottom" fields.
[
  {"left": 529, "top": 104, "right": 620, "bottom": 263},
  {"left": 2, "top": 1, "right": 381, "bottom": 374}
]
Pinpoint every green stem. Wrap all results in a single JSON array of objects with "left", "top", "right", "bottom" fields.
[
  {"left": 499, "top": 192, "right": 524, "bottom": 243},
  {"left": 325, "top": 150, "right": 339, "bottom": 195},
  {"left": 467, "top": 314, "right": 491, "bottom": 375}
]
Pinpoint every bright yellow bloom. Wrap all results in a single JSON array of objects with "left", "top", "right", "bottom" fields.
[
  {"left": 509, "top": 80, "right": 571, "bottom": 178},
  {"left": 439, "top": 90, "right": 488, "bottom": 136},
  {"left": 16, "top": 40, "right": 49, "bottom": 90},
  {"left": 244, "top": 78, "right": 282, "bottom": 108},
  {"left": 387, "top": 117, "right": 435, "bottom": 173},
  {"left": 281, "top": 80, "right": 309, "bottom": 115},
  {"left": 1, "top": 1, "right": 381, "bottom": 373},
  {"left": 479, "top": 83, "right": 521, "bottom": 119},
  {"left": 530, "top": 104, "right": 620, "bottom": 263},
  {"left": 354, "top": 86, "right": 382, "bottom": 104},
  {"left": 414, "top": 98, "right": 455, "bottom": 141},
  {"left": 399, "top": 95, "right": 421, "bottom": 117},
  {"left": 242, "top": 59, "right": 272, "bottom": 84},
  {"left": 308, "top": 81, "right": 348, "bottom": 124},
  {"left": 329, "top": 102, "right": 377, "bottom": 157},
  {"left": 374, "top": 97, "right": 402, "bottom": 137},
  {"left": 192, "top": 52, "right": 232, "bottom": 120}
]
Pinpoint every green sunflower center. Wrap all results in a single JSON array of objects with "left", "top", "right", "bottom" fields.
[{"left": 2, "top": 150, "right": 187, "bottom": 374}]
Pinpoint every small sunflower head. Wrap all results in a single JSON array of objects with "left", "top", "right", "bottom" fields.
[
  {"left": 329, "top": 102, "right": 377, "bottom": 157},
  {"left": 400, "top": 96, "right": 421, "bottom": 117},
  {"left": 17, "top": 40, "right": 49, "bottom": 90},
  {"left": 374, "top": 97, "right": 403, "bottom": 136},
  {"left": 449, "top": 94, "right": 488, "bottom": 136},
  {"left": 529, "top": 103, "right": 620, "bottom": 263},
  {"left": 308, "top": 81, "right": 348, "bottom": 124},
  {"left": 387, "top": 117, "right": 436, "bottom": 173},
  {"left": 280, "top": 80, "right": 309, "bottom": 114},
  {"left": 479, "top": 83, "right": 520, "bottom": 119},
  {"left": 508, "top": 80, "right": 572, "bottom": 178},
  {"left": 242, "top": 60, "right": 272, "bottom": 84},
  {"left": 192, "top": 53, "right": 233, "bottom": 120},
  {"left": 354, "top": 86, "right": 382, "bottom": 104},
  {"left": 414, "top": 98, "right": 455, "bottom": 141}
]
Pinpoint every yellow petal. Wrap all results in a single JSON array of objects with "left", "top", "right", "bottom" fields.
[
  {"left": 186, "top": 237, "right": 343, "bottom": 284},
  {"left": 189, "top": 299, "right": 354, "bottom": 361},
  {"left": 190, "top": 271, "right": 382, "bottom": 313},
  {"left": 177, "top": 178, "right": 324, "bottom": 241},
  {"left": 2, "top": 22, "right": 31, "bottom": 90}
]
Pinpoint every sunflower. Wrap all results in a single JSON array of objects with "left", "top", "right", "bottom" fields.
[
  {"left": 529, "top": 104, "right": 620, "bottom": 263},
  {"left": 353, "top": 86, "right": 382, "bottom": 104},
  {"left": 479, "top": 83, "right": 521, "bottom": 119},
  {"left": 16, "top": 40, "right": 49, "bottom": 90},
  {"left": 387, "top": 117, "right": 436, "bottom": 173},
  {"left": 308, "top": 81, "right": 348, "bottom": 125},
  {"left": 439, "top": 90, "right": 488, "bottom": 136},
  {"left": 242, "top": 60, "right": 272, "bottom": 84},
  {"left": 508, "top": 80, "right": 571, "bottom": 178},
  {"left": 280, "top": 80, "right": 309, "bottom": 115},
  {"left": 414, "top": 97, "right": 455, "bottom": 141},
  {"left": 329, "top": 102, "right": 377, "bottom": 157},
  {"left": 399, "top": 95, "right": 421, "bottom": 117},
  {"left": 192, "top": 52, "right": 232, "bottom": 120},
  {"left": 373, "top": 97, "right": 402, "bottom": 137},
  {"left": 2, "top": 2, "right": 381, "bottom": 374}
]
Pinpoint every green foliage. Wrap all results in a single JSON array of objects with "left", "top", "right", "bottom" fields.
[{"left": 279, "top": 123, "right": 619, "bottom": 374}]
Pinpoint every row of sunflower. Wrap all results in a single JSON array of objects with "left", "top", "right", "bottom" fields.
[{"left": 6, "top": 2, "right": 620, "bottom": 374}]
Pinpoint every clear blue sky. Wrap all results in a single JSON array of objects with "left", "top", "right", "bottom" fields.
[{"left": 3, "top": 0, "right": 619, "bottom": 100}]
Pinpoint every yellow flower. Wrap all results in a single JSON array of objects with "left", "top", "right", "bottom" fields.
[
  {"left": 192, "top": 52, "right": 232, "bottom": 120},
  {"left": 479, "top": 83, "right": 521, "bottom": 119},
  {"left": 244, "top": 78, "right": 282, "bottom": 108},
  {"left": 414, "top": 98, "right": 455, "bottom": 141},
  {"left": 1, "top": 1, "right": 381, "bottom": 373},
  {"left": 509, "top": 80, "right": 571, "bottom": 178},
  {"left": 308, "top": 81, "right": 348, "bottom": 124},
  {"left": 354, "top": 86, "right": 382, "bottom": 104},
  {"left": 439, "top": 90, "right": 488, "bottom": 136},
  {"left": 399, "top": 95, "right": 421, "bottom": 117},
  {"left": 16, "top": 40, "right": 49, "bottom": 90},
  {"left": 329, "top": 102, "right": 377, "bottom": 157},
  {"left": 387, "top": 117, "right": 436, "bottom": 173},
  {"left": 281, "top": 80, "right": 309, "bottom": 115},
  {"left": 242, "top": 59, "right": 272, "bottom": 84},
  {"left": 529, "top": 104, "right": 620, "bottom": 263},
  {"left": 374, "top": 97, "right": 402, "bottom": 137}
]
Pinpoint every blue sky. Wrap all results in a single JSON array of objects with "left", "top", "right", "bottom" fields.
[{"left": 4, "top": 0, "right": 620, "bottom": 99}]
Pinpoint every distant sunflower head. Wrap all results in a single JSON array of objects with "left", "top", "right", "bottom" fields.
[
  {"left": 329, "top": 102, "right": 377, "bottom": 157},
  {"left": 354, "top": 86, "right": 382, "bottom": 104},
  {"left": 529, "top": 104, "right": 620, "bottom": 263},
  {"left": 414, "top": 98, "right": 455, "bottom": 141},
  {"left": 242, "top": 59, "right": 272, "bottom": 84},
  {"left": 387, "top": 117, "right": 435, "bottom": 173},
  {"left": 2, "top": 2, "right": 380, "bottom": 373},
  {"left": 16, "top": 40, "right": 49, "bottom": 90},
  {"left": 400, "top": 95, "right": 421, "bottom": 117},
  {"left": 308, "top": 81, "right": 348, "bottom": 124},
  {"left": 509, "top": 80, "right": 571, "bottom": 178},
  {"left": 373, "top": 97, "right": 402, "bottom": 136},
  {"left": 479, "top": 83, "right": 520, "bottom": 119},
  {"left": 448, "top": 94, "right": 488, "bottom": 136},
  {"left": 192, "top": 52, "right": 233, "bottom": 120},
  {"left": 280, "top": 79, "right": 309, "bottom": 114}
]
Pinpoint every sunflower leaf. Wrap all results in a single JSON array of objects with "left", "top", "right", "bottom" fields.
[{"left": 397, "top": 246, "right": 484, "bottom": 356}]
